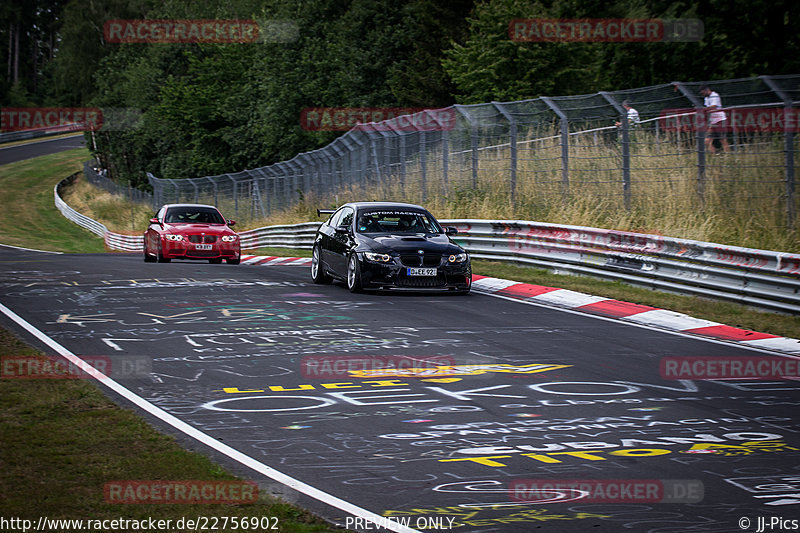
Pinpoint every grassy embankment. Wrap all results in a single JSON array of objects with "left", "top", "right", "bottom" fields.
[{"left": 0, "top": 148, "right": 340, "bottom": 531}]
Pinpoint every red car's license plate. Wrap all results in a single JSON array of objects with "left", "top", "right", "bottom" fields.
[
  {"left": 195, "top": 244, "right": 212, "bottom": 250},
  {"left": 407, "top": 267, "right": 437, "bottom": 276}
]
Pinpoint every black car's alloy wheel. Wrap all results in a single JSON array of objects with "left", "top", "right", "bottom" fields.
[
  {"left": 311, "top": 246, "right": 332, "bottom": 284},
  {"left": 347, "top": 254, "right": 362, "bottom": 293}
]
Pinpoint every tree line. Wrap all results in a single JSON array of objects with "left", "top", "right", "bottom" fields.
[{"left": 1, "top": 0, "right": 797, "bottom": 189}]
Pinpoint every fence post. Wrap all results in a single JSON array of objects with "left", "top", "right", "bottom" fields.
[
  {"left": 330, "top": 142, "right": 345, "bottom": 197},
  {"left": 762, "top": 75, "right": 796, "bottom": 230},
  {"left": 455, "top": 105, "right": 478, "bottom": 190},
  {"left": 418, "top": 124, "right": 427, "bottom": 202},
  {"left": 146, "top": 172, "right": 160, "bottom": 210},
  {"left": 673, "top": 82, "right": 706, "bottom": 203},
  {"left": 426, "top": 109, "right": 450, "bottom": 196},
  {"left": 224, "top": 174, "right": 238, "bottom": 219},
  {"left": 277, "top": 162, "right": 291, "bottom": 208},
  {"left": 492, "top": 102, "right": 517, "bottom": 208},
  {"left": 399, "top": 131, "right": 407, "bottom": 195},
  {"left": 600, "top": 91, "right": 631, "bottom": 210},
  {"left": 542, "top": 96, "right": 569, "bottom": 201}
]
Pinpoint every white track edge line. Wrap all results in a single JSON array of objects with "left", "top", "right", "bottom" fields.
[
  {"left": 0, "top": 301, "right": 420, "bottom": 533},
  {"left": 0, "top": 242, "right": 63, "bottom": 254}
]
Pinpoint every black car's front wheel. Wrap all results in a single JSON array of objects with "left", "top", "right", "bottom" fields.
[
  {"left": 311, "top": 246, "right": 332, "bottom": 284},
  {"left": 346, "top": 254, "right": 362, "bottom": 293}
]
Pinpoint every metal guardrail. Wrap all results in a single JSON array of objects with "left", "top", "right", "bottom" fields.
[
  {"left": 55, "top": 175, "right": 319, "bottom": 253},
  {"left": 54, "top": 182, "right": 800, "bottom": 313},
  {"left": 54, "top": 173, "right": 108, "bottom": 238},
  {"left": 1, "top": 123, "right": 84, "bottom": 144},
  {"left": 238, "top": 222, "right": 319, "bottom": 250},
  {"left": 442, "top": 219, "right": 800, "bottom": 314}
]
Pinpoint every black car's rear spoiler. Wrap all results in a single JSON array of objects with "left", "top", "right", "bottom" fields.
[{"left": 317, "top": 209, "right": 335, "bottom": 217}]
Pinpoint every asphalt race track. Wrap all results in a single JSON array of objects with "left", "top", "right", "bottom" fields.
[
  {"left": 1, "top": 247, "right": 799, "bottom": 532},
  {"left": 0, "top": 134, "right": 86, "bottom": 165}
]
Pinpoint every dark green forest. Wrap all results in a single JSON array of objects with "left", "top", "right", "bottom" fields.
[{"left": 2, "top": 0, "right": 798, "bottom": 188}]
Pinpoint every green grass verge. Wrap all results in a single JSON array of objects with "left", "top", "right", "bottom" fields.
[
  {"left": 0, "top": 327, "right": 340, "bottom": 532},
  {"left": 0, "top": 148, "right": 106, "bottom": 253}
]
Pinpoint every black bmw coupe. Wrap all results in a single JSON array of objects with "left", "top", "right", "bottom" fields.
[{"left": 311, "top": 202, "right": 471, "bottom": 293}]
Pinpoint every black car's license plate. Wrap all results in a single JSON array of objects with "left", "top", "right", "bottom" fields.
[{"left": 407, "top": 267, "right": 437, "bottom": 276}]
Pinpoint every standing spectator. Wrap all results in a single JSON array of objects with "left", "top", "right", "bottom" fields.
[
  {"left": 699, "top": 85, "right": 730, "bottom": 153},
  {"left": 615, "top": 100, "right": 640, "bottom": 128}
]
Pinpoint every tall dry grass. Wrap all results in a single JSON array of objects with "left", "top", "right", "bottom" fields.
[{"left": 246, "top": 129, "right": 798, "bottom": 252}]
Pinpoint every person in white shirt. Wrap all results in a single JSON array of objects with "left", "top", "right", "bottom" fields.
[
  {"left": 615, "top": 100, "right": 640, "bottom": 128},
  {"left": 699, "top": 85, "right": 730, "bottom": 153}
]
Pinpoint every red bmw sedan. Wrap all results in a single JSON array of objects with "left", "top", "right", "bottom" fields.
[{"left": 143, "top": 204, "right": 241, "bottom": 264}]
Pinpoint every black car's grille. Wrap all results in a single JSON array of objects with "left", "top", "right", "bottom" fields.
[
  {"left": 188, "top": 235, "right": 217, "bottom": 244},
  {"left": 397, "top": 273, "right": 446, "bottom": 288},
  {"left": 400, "top": 254, "right": 441, "bottom": 267}
]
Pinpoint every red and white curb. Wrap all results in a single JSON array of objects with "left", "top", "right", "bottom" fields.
[
  {"left": 240, "top": 255, "right": 312, "bottom": 266},
  {"left": 237, "top": 257, "right": 800, "bottom": 356},
  {"left": 471, "top": 274, "right": 800, "bottom": 356}
]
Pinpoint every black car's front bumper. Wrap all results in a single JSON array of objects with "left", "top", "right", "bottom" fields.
[{"left": 357, "top": 255, "right": 471, "bottom": 291}]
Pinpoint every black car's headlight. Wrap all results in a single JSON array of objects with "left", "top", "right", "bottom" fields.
[
  {"left": 364, "top": 252, "right": 391, "bottom": 263},
  {"left": 448, "top": 253, "right": 468, "bottom": 263}
]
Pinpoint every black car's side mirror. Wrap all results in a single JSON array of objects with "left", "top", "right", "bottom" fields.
[
  {"left": 445, "top": 226, "right": 458, "bottom": 236},
  {"left": 334, "top": 225, "right": 350, "bottom": 234}
]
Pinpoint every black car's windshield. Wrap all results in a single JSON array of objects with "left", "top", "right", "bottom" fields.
[
  {"left": 356, "top": 210, "right": 442, "bottom": 234},
  {"left": 165, "top": 207, "right": 226, "bottom": 224}
]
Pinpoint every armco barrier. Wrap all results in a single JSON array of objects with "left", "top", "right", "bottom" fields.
[
  {"left": 55, "top": 182, "right": 799, "bottom": 312},
  {"left": 442, "top": 219, "right": 800, "bottom": 314},
  {"left": 55, "top": 175, "right": 318, "bottom": 253}
]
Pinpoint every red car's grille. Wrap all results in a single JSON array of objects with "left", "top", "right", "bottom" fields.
[{"left": 188, "top": 235, "right": 217, "bottom": 244}]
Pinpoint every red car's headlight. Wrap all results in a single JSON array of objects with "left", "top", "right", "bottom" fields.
[
  {"left": 221, "top": 235, "right": 238, "bottom": 242},
  {"left": 165, "top": 234, "right": 184, "bottom": 242}
]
